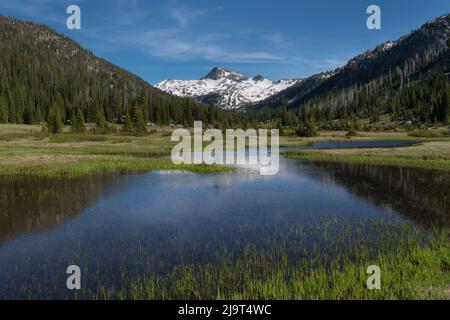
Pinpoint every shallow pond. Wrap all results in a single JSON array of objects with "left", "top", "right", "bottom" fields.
[{"left": 0, "top": 140, "right": 448, "bottom": 299}]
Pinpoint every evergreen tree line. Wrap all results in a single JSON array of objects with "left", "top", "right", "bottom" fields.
[
  {"left": 0, "top": 16, "right": 244, "bottom": 131},
  {"left": 292, "top": 69, "right": 450, "bottom": 128},
  {"left": 246, "top": 40, "right": 450, "bottom": 132}
]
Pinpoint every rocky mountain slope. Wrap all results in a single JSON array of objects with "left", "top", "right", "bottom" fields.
[{"left": 255, "top": 13, "right": 450, "bottom": 112}]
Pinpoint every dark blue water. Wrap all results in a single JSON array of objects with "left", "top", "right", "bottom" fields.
[{"left": 282, "top": 139, "right": 417, "bottom": 151}]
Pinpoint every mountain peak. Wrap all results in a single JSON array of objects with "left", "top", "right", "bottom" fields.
[
  {"left": 201, "top": 67, "right": 248, "bottom": 81},
  {"left": 252, "top": 75, "right": 266, "bottom": 81},
  {"left": 156, "top": 66, "right": 299, "bottom": 109}
]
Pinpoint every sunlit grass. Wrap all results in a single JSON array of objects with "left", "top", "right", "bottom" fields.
[
  {"left": 282, "top": 151, "right": 450, "bottom": 171},
  {"left": 0, "top": 125, "right": 233, "bottom": 176},
  {"left": 280, "top": 129, "right": 450, "bottom": 147},
  {"left": 2, "top": 125, "right": 449, "bottom": 175},
  {"left": 0, "top": 156, "right": 232, "bottom": 177}
]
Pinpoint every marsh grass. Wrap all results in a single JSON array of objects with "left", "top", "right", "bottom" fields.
[
  {"left": 92, "top": 227, "right": 449, "bottom": 300},
  {"left": 282, "top": 142, "right": 450, "bottom": 172},
  {"left": 408, "top": 129, "right": 450, "bottom": 138},
  {"left": 1, "top": 125, "right": 449, "bottom": 176},
  {"left": 0, "top": 157, "right": 232, "bottom": 177},
  {"left": 48, "top": 133, "right": 134, "bottom": 144},
  {"left": 0, "top": 127, "right": 233, "bottom": 176},
  {"left": 280, "top": 129, "right": 450, "bottom": 148},
  {"left": 2, "top": 217, "right": 448, "bottom": 300},
  {"left": 0, "top": 131, "right": 47, "bottom": 141}
]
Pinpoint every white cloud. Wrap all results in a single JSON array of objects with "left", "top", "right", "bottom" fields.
[
  {"left": 290, "top": 56, "right": 348, "bottom": 71},
  {"left": 170, "top": 6, "right": 208, "bottom": 28},
  {"left": 312, "top": 58, "right": 347, "bottom": 69},
  {"left": 126, "top": 28, "right": 283, "bottom": 63},
  {"left": 263, "top": 33, "right": 291, "bottom": 49}
]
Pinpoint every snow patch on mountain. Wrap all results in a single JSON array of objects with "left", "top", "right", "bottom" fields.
[{"left": 156, "top": 67, "right": 301, "bottom": 109}]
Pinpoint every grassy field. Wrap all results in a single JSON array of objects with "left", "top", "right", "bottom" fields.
[
  {"left": 0, "top": 124, "right": 231, "bottom": 177},
  {"left": 1, "top": 124, "right": 449, "bottom": 175},
  {"left": 282, "top": 141, "right": 450, "bottom": 171}
]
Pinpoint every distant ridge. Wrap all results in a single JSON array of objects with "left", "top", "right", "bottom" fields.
[
  {"left": 156, "top": 67, "right": 300, "bottom": 109},
  {"left": 254, "top": 13, "right": 450, "bottom": 113}
]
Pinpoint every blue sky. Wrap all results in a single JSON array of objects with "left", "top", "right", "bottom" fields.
[{"left": 0, "top": 0, "right": 448, "bottom": 84}]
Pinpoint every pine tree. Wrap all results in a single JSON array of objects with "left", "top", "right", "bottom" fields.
[
  {"left": 71, "top": 108, "right": 85, "bottom": 133},
  {"left": 184, "top": 102, "right": 193, "bottom": 127},
  {"left": 0, "top": 97, "right": 8, "bottom": 123},
  {"left": 132, "top": 106, "right": 146, "bottom": 132},
  {"left": 439, "top": 88, "right": 450, "bottom": 124},
  {"left": 86, "top": 104, "right": 97, "bottom": 123},
  {"left": 208, "top": 103, "right": 217, "bottom": 126},
  {"left": 96, "top": 108, "right": 110, "bottom": 133},
  {"left": 47, "top": 106, "right": 63, "bottom": 134},
  {"left": 122, "top": 111, "right": 133, "bottom": 132}
]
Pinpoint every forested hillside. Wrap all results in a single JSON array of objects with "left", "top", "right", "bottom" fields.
[
  {"left": 250, "top": 14, "right": 450, "bottom": 130},
  {"left": 0, "top": 15, "right": 236, "bottom": 128}
]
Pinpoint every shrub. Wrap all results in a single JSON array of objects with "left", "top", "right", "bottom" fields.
[
  {"left": 296, "top": 121, "right": 318, "bottom": 137},
  {"left": 345, "top": 130, "right": 359, "bottom": 137},
  {"left": 71, "top": 109, "right": 85, "bottom": 133}
]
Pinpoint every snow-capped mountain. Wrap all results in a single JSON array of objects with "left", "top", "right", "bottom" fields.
[{"left": 156, "top": 67, "right": 301, "bottom": 109}]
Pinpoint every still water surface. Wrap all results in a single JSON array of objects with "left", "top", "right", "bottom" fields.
[{"left": 0, "top": 141, "right": 448, "bottom": 298}]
